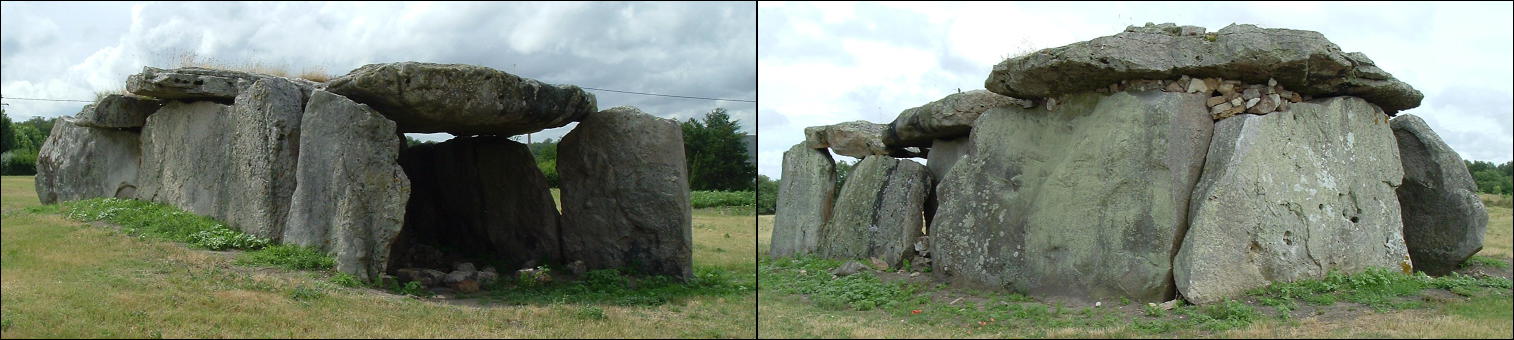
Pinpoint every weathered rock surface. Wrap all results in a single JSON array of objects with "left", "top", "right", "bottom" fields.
[
  {"left": 929, "top": 91, "right": 1213, "bottom": 303},
  {"left": 925, "top": 137, "right": 969, "bottom": 183},
  {"left": 70, "top": 94, "right": 163, "bottom": 128},
  {"left": 817, "top": 156, "right": 931, "bottom": 267},
  {"left": 392, "top": 136, "right": 562, "bottom": 272},
  {"left": 126, "top": 66, "right": 268, "bottom": 101},
  {"left": 771, "top": 143, "right": 836, "bottom": 258},
  {"left": 883, "top": 90, "right": 1026, "bottom": 147},
  {"left": 1175, "top": 96, "right": 1407, "bottom": 304},
  {"left": 282, "top": 90, "right": 410, "bottom": 280},
  {"left": 1391, "top": 114, "right": 1487, "bottom": 276},
  {"left": 923, "top": 137, "right": 969, "bottom": 228},
  {"left": 804, "top": 121, "right": 891, "bottom": 158},
  {"left": 985, "top": 23, "right": 1423, "bottom": 113},
  {"left": 135, "top": 78, "right": 306, "bottom": 240},
  {"left": 325, "top": 62, "right": 597, "bottom": 136},
  {"left": 34, "top": 122, "right": 141, "bottom": 204},
  {"left": 559, "top": 106, "right": 692, "bottom": 280}
]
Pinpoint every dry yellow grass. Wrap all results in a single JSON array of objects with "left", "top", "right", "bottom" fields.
[
  {"left": 1479, "top": 194, "right": 1512, "bottom": 258},
  {"left": 1220, "top": 308, "right": 1512, "bottom": 338},
  {"left": 2, "top": 176, "right": 756, "bottom": 338},
  {"left": 172, "top": 51, "right": 332, "bottom": 82}
]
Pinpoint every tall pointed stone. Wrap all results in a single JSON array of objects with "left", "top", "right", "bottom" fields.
[{"left": 770, "top": 143, "right": 836, "bottom": 258}]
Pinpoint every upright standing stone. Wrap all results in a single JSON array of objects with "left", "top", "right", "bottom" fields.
[
  {"left": 135, "top": 78, "right": 306, "bottom": 240},
  {"left": 923, "top": 137, "right": 969, "bottom": 229},
  {"left": 393, "top": 136, "right": 561, "bottom": 271},
  {"left": 1176, "top": 96, "right": 1407, "bottom": 304},
  {"left": 771, "top": 143, "right": 836, "bottom": 258},
  {"left": 34, "top": 122, "right": 141, "bottom": 204},
  {"left": 1391, "top": 114, "right": 1487, "bottom": 276},
  {"left": 929, "top": 91, "right": 1213, "bottom": 302},
  {"left": 283, "top": 90, "right": 410, "bottom": 281},
  {"left": 559, "top": 106, "right": 693, "bottom": 280},
  {"left": 817, "top": 156, "right": 931, "bottom": 267}
]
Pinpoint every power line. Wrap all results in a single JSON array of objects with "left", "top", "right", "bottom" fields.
[
  {"left": 580, "top": 87, "right": 755, "bottom": 103},
  {"left": 0, "top": 96, "right": 95, "bottom": 103}
]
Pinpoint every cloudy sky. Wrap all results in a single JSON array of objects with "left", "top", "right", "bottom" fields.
[
  {"left": 758, "top": 1, "right": 1514, "bottom": 178},
  {"left": 0, "top": 1, "right": 756, "bottom": 142}
]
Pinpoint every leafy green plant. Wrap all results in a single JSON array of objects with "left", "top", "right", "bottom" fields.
[
  {"left": 289, "top": 285, "right": 325, "bottom": 301},
  {"left": 690, "top": 190, "right": 756, "bottom": 209},
  {"left": 573, "top": 306, "right": 608, "bottom": 320},
  {"left": 329, "top": 273, "right": 363, "bottom": 288},
  {"left": 58, "top": 198, "right": 270, "bottom": 250},
  {"left": 236, "top": 245, "right": 334, "bottom": 271}
]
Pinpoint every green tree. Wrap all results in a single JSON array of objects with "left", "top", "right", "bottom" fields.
[
  {"left": 756, "top": 174, "right": 778, "bottom": 214},
  {"left": 832, "top": 158, "right": 858, "bottom": 198},
  {"left": 681, "top": 108, "right": 756, "bottom": 191},
  {"left": 528, "top": 138, "right": 560, "bottom": 188},
  {"left": 1, "top": 109, "right": 14, "bottom": 154}
]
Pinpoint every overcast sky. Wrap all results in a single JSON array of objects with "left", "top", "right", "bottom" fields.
[
  {"left": 758, "top": 1, "right": 1514, "bottom": 179},
  {"left": 0, "top": 1, "right": 756, "bottom": 142}
]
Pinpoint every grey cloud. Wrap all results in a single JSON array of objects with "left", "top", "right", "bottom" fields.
[{"left": 3, "top": 1, "right": 755, "bottom": 139}]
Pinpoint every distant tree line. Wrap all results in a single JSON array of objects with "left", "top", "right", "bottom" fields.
[
  {"left": 0, "top": 109, "right": 58, "bottom": 175},
  {"left": 1465, "top": 160, "right": 1513, "bottom": 195}
]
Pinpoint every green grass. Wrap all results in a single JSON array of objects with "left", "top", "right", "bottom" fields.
[
  {"left": 1462, "top": 255, "right": 1511, "bottom": 269},
  {"left": 1247, "top": 267, "right": 1512, "bottom": 311},
  {"left": 483, "top": 267, "right": 752, "bottom": 307}
]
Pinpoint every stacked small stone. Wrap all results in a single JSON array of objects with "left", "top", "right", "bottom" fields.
[{"left": 1092, "top": 75, "right": 1308, "bottom": 120}]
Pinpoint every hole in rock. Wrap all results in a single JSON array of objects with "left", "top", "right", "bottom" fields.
[{"left": 385, "top": 135, "right": 562, "bottom": 276}]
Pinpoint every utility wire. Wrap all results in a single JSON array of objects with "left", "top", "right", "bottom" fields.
[
  {"left": 0, "top": 96, "right": 95, "bottom": 103},
  {"left": 580, "top": 87, "right": 754, "bottom": 103}
]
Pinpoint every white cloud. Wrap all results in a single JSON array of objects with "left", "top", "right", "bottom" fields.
[{"left": 757, "top": 1, "right": 1514, "bottom": 178}]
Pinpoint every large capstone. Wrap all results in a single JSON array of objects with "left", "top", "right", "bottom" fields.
[
  {"left": 135, "top": 78, "right": 306, "bottom": 240},
  {"left": 558, "top": 106, "right": 692, "bottom": 280},
  {"left": 70, "top": 94, "right": 163, "bottom": 128},
  {"left": 325, "top": 62, "right": 597, "bottom": 136},
  {"left": 883, "top": 90, "right": 1026, "bottom": 147},
  {"left": 770, "top": 143, "right": 836, "bottom": 258},
  {"left": 34, "top": 122, "right": 141, "bottom": 204},
  {"left": 804, "top": 121, "right": 891, "bottom": 159},
  {"left": 817, "top": 155, "right": 931, "bottom": 267},
  {"left": 1175, "top": 96, "right": 1408, "bottom": 305},
  {"left": 283, "top": 90, "right": 410, "bottom": 281},
  {"left": 126, "top": 66, "right": 269, "bottom": 101},
  {"left": 392, "top": 136, "right": 562, "bottom": 272},
  {"left": 1391, "top": 114, "right": 1487, "bottom": 276},
  {"left": 985, "top": 23, "right": 1423, "bottom": 113},
  {"left": 929, "top": 91, "right": 1213, "bottom": 303}
]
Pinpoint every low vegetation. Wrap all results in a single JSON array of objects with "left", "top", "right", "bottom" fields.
[
  {"left": 1, "top": 176, "right": 755, "bottom": 337},
  {"left": 756, "top": 208, "right": 1513, "bottom": 338}
]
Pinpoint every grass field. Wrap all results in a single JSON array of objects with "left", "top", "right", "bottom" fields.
[
  {"left": 757, "top": 196, "right": 1514, "bottom": 338},
  {"left": 1, "top": 176, "right": 757, "bottom": 338}
]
